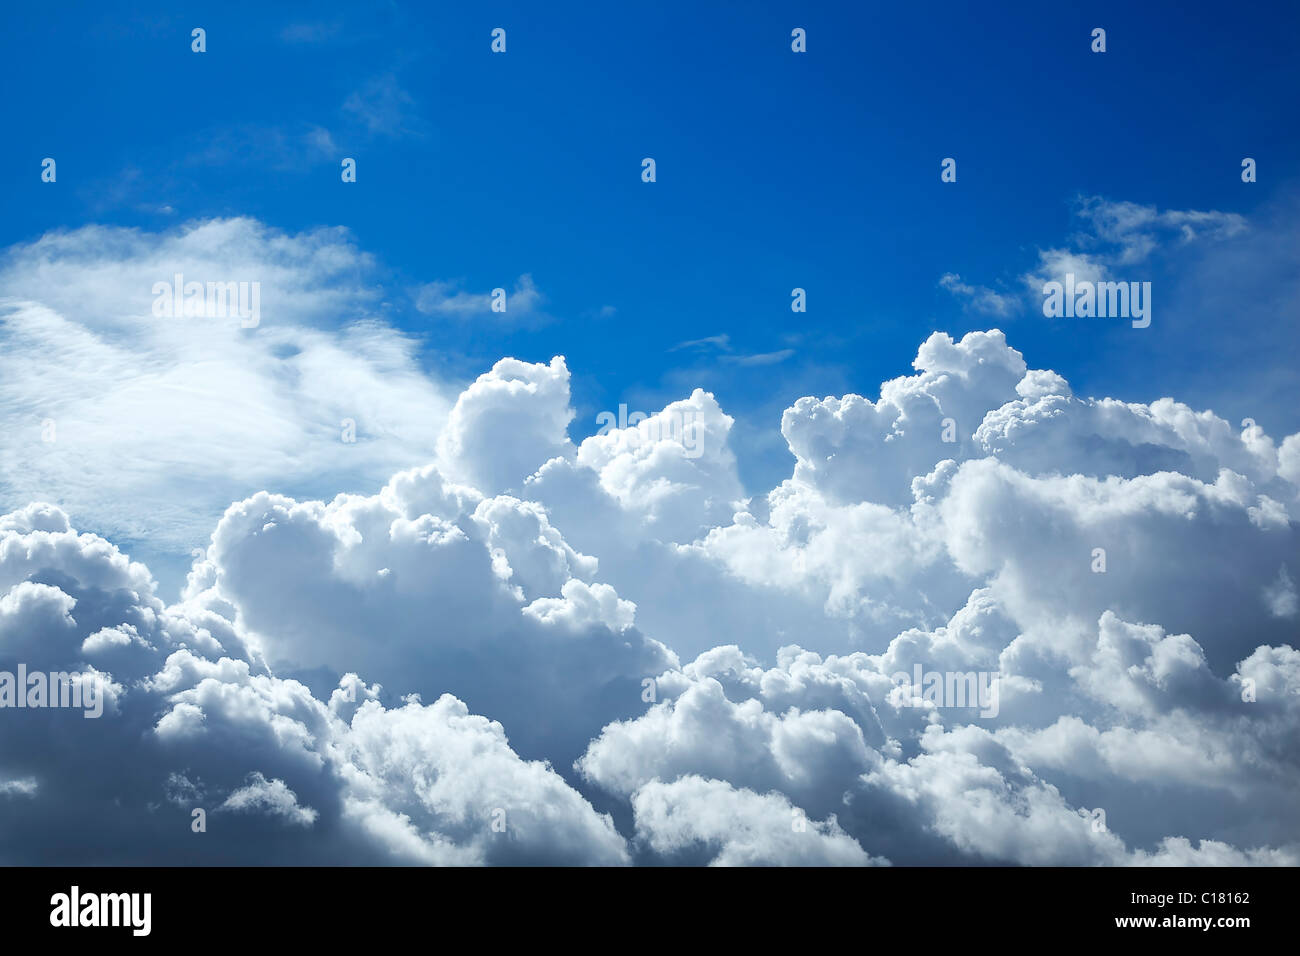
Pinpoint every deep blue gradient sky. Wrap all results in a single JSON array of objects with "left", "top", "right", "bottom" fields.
[
  {"left": 4, "top": 3, "right": 1300, "bottom": 872},
  {"left": 4, "top": 0, "right": 1298, "bottom": 493}
]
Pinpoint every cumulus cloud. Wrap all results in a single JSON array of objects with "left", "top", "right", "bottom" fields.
[
  {"left": 194, "top": 462, "right": 675, "bottom": 763},
  {"left": 572, "top": 388, "right": 745, "bottom": 541},
  {"left": 437, "top": 356, "right": 575, "bottom": 494},
  {"left": 0, "top": 506, "right": 631, "bottom": 864},
  {"left": 631, "top": 776, "right": 884, "bottom": 866},
  {"left": 221, "top": 771, "right": 319, "bottom": 827},
  {"left": 2, "top": 286, "right": 1297, "bottom": 865}
]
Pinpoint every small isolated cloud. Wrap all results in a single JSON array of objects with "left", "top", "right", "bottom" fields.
[
  {"left": 0, "top": 777, "right": 38, "bottom": 798},
  {"left": 414, "top": 274, "right": 543, "bottom": 320},
  {"left": 221, "top": 771, "right": 318, "bottom": 827},
  {"left": 1073, "top": 196, "right": 1248, "bottom": 265},
  {"left": 280, "top": 22, "right": 343, "bottom": 44},
  {"left": 724, "top": 349, "right": 795, "bottom": 367},
  {"left": 1263, "top": 566, "right": 1298, "bottom": 618},
  {"left": 342, "top": 73, "right": 423, "bottom": 138},
  {"left": 939, "top": 273, "right": 1016, "bottom": 317},
  {"left": 186, "top": 123, "right": 341, "bottom": 173},
  {"left": 671, "top": 334, "right": 731, "bottom": 353},
  {"left": 668, "top": 333, "right": 794, "bottom": 366},
  {"left": 304, "top": 125, "right": 338, "bottom": 156},
  {"left": 940, "top": 196, "right": 1250, "bottom": 312}
]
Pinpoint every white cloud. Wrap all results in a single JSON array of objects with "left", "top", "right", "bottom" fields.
[
  {"left": 943, "top": 196, "right": 1251, "bottom": 314},
  {"left": 221, "top": 771, "right": 319, "bottom": 827},
  {"left": 939, "top": 272, "right": 1016, "bottom": 317},
  {"left": 415, "top": 274, "right": 543, "bottom": 319},
  {"left": 631, "top": 776, "right": 885, "bottom": 866},
  {"left": 1072, "top": 196, "right": 1248, "bottom": 265},
  {"left": 0, "top": 220, "right": 452, "bottom": 552},
  {"left": 1263, "top": 566, "right": 1298, "bottom": 618},
  {"left": 437, "top": 356, "right": 574, "bottom": 495},
  {"left": 341, "top": 73, "right": 423, "bottom": 138},
  {"left": 1, "top": 216, "right": 1297, "bottom": 866},
  {"left": 0, "top": 506, "right": 631, "bottom": 864}
]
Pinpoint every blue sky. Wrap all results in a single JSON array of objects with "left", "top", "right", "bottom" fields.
[{"left": 3, "top": 0, "right": 1298, "bottom": 491}]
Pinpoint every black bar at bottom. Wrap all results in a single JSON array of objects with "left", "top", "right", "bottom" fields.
[{"left": 0, "top": 866, "right": 1284, "bottom": 942}]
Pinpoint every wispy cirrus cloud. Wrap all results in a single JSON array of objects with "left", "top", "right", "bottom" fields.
[
  {"left": 0, "top": 218, "right": 452, "bottom": 553},
  {"left": 938, "top": 273, "right": 1016, "bottom": 317},
  {"left": 940, "top": 195, "right": 1254, "bottom": 313},
  {"left": 668, "top": 332, "right": 795, "bottom": 366},
  {"left": 342, "top": 73, "right": 425, "bottom": 138},
  {"left": 280, "top": 21, "right": 344, "bottom": 44},
  {"left": 414, "top": 274, "right": 545, "bottom": 321},
  {"left": 1071, "top": 195, "right": 1248, "bottom": 265}
]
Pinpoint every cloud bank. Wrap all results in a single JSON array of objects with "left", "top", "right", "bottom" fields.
[{"left": 2, "top": 223, "right": 1298, "bottom": 866}]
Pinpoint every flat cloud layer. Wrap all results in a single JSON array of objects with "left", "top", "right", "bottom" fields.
[{"left": 1, "top": 223, "right": 1298, "bottom": 865}]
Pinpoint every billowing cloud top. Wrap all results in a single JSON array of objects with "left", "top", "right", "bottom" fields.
[{"left": 1, "top": 223, "right": 1298, "bottom": 866}]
